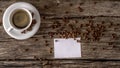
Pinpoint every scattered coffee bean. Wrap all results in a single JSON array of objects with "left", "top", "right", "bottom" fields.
[
  {"left": 112, "top": 45, "right": 117, "bottom": 48},
  {"left": 48, "top": 19, "right": 105, "bottom": 41},
  {"left": 78, "top": 6, "right": 83, "bottom": 12},
  {"left": 51, "top": 21, "right": 61, "bottom": 29},
  {"left": 112, "top": 33, "right": 117, "bottom": 39},
  {"left": 65, "top": 11, "right": 69, "bottom": 14},
  {"left": 69, "top": 3, "right": 73, "bottom": 6},
  {"left": 42, "top": 16, "right": 46, "bottom": 19},
  {"left": 94, "top": 1, "right": 97, "bottom": 4},
  {"left": 103, "top": 48, "right": 105, "bottom": 50},
  {"left": 21, "top": 30, "right": 27, "bottom": 34},
  {"left": 63, "top": 17, "right": 69, "bottom": 23},
  {"left": 75, "top": 20, "right": 78, "bottom": 23},
  {"left": 46, "top": 44, "right": 49, "bottom": 46},
  {"left": 102, "top": 21, "right": 105, "bottom": 24},
  {"left": 25, "top": 48, "right": 29, "bottom": 51},
  {"left": 45, "top": 40, "right": 48, "bottom": 43},
  {"left": 34, "top": 56, "right": 39, "bottom": 60},
  {"left": 79, "top": 2, "right": 84, "bottom": 5},
  {"left": 56, "top": 0, "right": 60, "bottom": 6},
  {"left": 35, "top": 39, "right": 38, "bottom": 41},
  {"left": 80, "top": 24, "right": 83, "bottom": 28},
  {"left": 49, "top": 48, "right": 53, "bottom": 54},
  {"left": 93, "top": 48, "right": 96, "bottom": 51},
  {"left": 44, "top": 5, "right": 49, "bottom": 9},
  {"left": 77, "top": 40, "right": 81, "bottom": 42},
  {"left": 108, "top": 42, "right": 113, "bottom": 45},
  {"left": 27, "top": 19, "right": 37, "bottom": 31},
  {"left": 0, "top": 9, "right": 2, "bottom": 12}
]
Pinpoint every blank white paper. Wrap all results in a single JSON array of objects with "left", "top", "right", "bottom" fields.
[{"left": 54, "top": 38, "right": 81, "bottom": 58}]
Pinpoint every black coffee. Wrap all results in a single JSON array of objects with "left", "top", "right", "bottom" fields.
[{"left": 12, "top": 10, "right": 30, "bottom": 29}]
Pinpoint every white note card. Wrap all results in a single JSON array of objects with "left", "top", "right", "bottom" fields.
[{"left": 54, "top": 38, "right": 81, "bottom": 58}]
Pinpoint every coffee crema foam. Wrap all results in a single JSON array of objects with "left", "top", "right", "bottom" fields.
[{"left": 12, "top": 10, "right": 30, "bottom": 29}]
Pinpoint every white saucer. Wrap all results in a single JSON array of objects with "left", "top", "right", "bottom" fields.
[{"left": 3, "top": 2, "right": 41, "bottom": 40}]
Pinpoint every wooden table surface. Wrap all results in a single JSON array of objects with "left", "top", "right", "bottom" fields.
[{"left": 0, "top": 0, "right": 120, "bottom": 68}]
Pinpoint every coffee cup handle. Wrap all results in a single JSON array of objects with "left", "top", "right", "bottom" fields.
[{"left": 8, "top": 27, "right": 13, "bottom": 32}]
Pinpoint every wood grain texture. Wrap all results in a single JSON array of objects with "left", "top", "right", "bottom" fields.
[
  {"left": 1, "top": 0, "right": 120, "bottom": 17},
  {"left": 42, "top": 60, "right": 120, "bottom": 68},
  {"left": 0, "top": 17, "right": 120, "bottom": 59},
  {"left": 0, "top": 61, "right": 42, "bottom": 68},
  {"left": 0, "top": 0, "right": 120, "bottom": 68},
  {"left": 0, "top": 60, "right": 119, "bottom": 68}
]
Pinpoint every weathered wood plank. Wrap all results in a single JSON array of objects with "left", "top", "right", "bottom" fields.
[
  {"left": 0, "top": 0, "right": 119, "bottom": 68},
  {"left": 0, "top": 61, "right": 42, "bottom": 68},
  {"left": 0, "top": 60, "right": 119, "bottom": 68},
  {"left": 1, "top": 0, "right": 120, "bottom": 17},
  {"left": 42, "top": 60, "right": 120, "bottom": 68},
  {"left": 0, "top": 17, "right": 119, "bottom": 59}
]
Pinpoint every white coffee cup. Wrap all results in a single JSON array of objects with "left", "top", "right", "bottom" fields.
[{"left": 8, "top": 8, "right": 33, "bottom": 32}]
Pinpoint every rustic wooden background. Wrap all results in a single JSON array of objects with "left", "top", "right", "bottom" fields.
[{"left": 0, "top": 0, "right": 120, "bottom": 68}]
